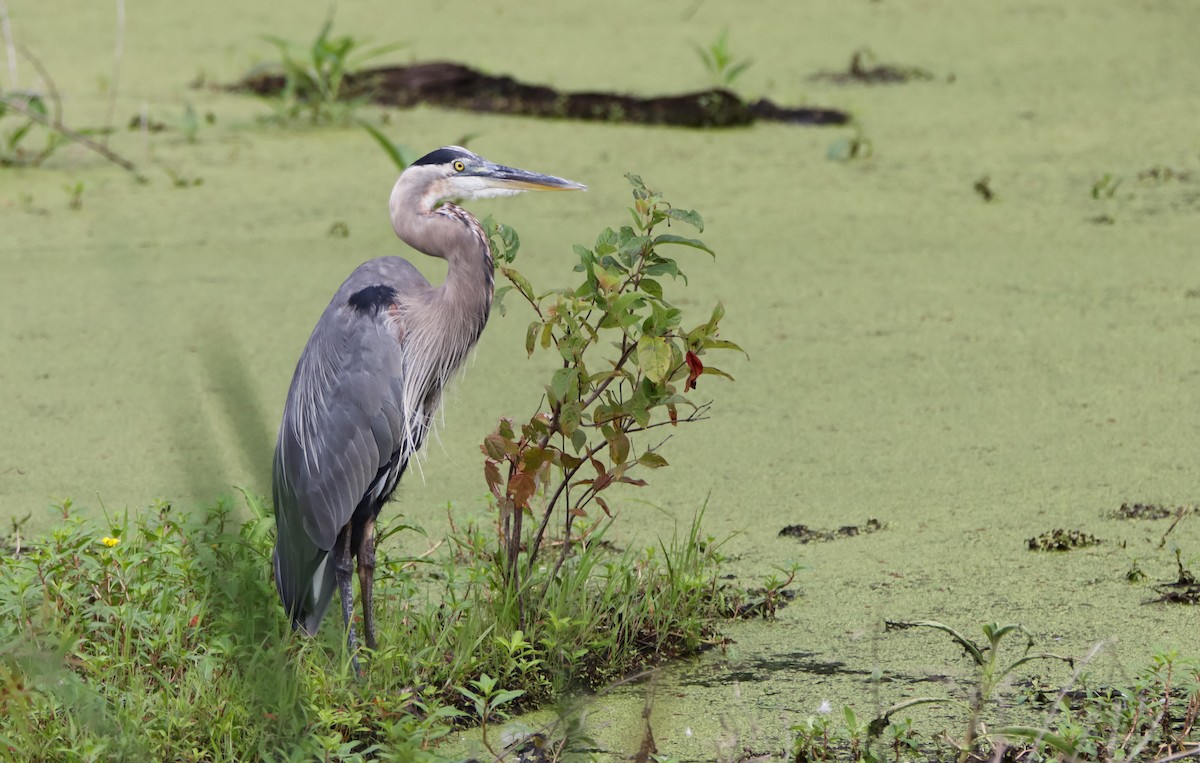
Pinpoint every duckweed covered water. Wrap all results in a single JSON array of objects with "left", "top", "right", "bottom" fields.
[{"left": 2, "top": 0, "right": 1198, "bottom": 758}]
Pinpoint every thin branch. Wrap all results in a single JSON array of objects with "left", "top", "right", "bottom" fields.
[
  {"left": 1152, "top": 747, "right": 1200, "bottom": 763},
  {"left": 17, "top": 43, "right": 60, "bottom": 125},
  {"left": 575, "top": 342, "right": 638, "bottom": 416},
  {"left": 624, "top": 412, "right": 712, "bottom": 435},
  {"left": 1, "top": 94, "right": 143, "bottom": 178},
  {"left": 1156, "top": 505, "right": 1192, "bottom": 549}
]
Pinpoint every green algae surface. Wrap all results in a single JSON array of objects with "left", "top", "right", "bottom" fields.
[{"left": 2, "top": 0, "right": 1199, "bottom": 758}]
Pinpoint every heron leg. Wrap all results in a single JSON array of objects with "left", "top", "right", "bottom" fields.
[
  {"left": 357, "top": 515, "right": 378, "bottom": 651},
  {"left": 334, "top": 524, "right": 361, "bottom": 674}
]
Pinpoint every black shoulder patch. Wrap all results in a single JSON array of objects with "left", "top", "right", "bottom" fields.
[
  {"left": 411, "top": 146, "right": 474, "bottom": 167},
  {"left": 347, "top": 284, "right": 398, "bottom": 316}
]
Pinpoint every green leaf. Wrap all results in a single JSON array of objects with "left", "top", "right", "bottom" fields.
[
  {"left": 645, "top": 301, "right": 683, "bottom": 336},
  {"left": 559, "top": 401, "right": 581, "bottom": 437},
  {"left": 993, "top": 726, "right": 1081, "bottom": 756},
  {"left": 594, "top": 265, "right": 621, "bottom": 293},
  {"left": 593, "top": 227, "right": 618, "bottom": 253},
  {"left": 608, "top": 432, "right": 630, "bottom": 465},
  {"left": 492, "top": 285, "right": 512, "bottom": 317},
  {"left": 643, "top": 259, "right": 686, "bottom": 283},
  {"left": 550, "top": 367, "right": 577, "bottom": 403},
  {"left": 359, "top": 120, "right": 414, "bottom": 171},
  {"left": 636, "top": 336, "right": 673, "bottom": 385},
  {"left": 664, "top": 207, "right": 704, "bottom": 232},
  {"left": 521, "top": 446, "right": 550, "bottom": 472},
  {"left": 653, "top": 233, "right": 715, "bottom": 257},
  {"left": 701, "top": 366, "right": 736, "bottom": 382},
  {"left": 701, "top": 338, "right": 746, "bottom": 355},
  {"left": 483, "top": 434, "right": 509, "bottom": 462},
  {"left": 639, "top": 278, "right": 663, "bottom": 300},
  {"left": 618, "top": 234, "right": 651, "bottom": 259},
  {"left": 525, "top": 321, "right": 539, "bottom": 356},
  {"left": 638, "top": 452, "right": 668, "bottom": 469},
  {"left": 486, "top": 216, "right": 521, "bottom": 262},
  {"left": 707, "top": 301, "right": 725, "bottom": 328},
  {"left": 570, "top": 428, "right": 587, "bottom": 453},
  {"left": 488, "top": 688, "right": 526, "bottom": 708},
  {"left": 501, "top": 265, "right": 535, "bottom": 302},
  {"left": 606, "top": 293, "right": 645, "bottom": 327}
]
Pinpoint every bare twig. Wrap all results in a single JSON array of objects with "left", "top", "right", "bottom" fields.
[
  {"left": 1157, "top": 505, "right": 1193, "bottom": 549},
  {"left": 1152, "top": 746, "right": 1200, "bottom": 763},
  {"left": 18, "top": 43, "right": 61, "bottom": 125},
  {"left": 1, "top": 95, "right": 142, "bottom": 177}
]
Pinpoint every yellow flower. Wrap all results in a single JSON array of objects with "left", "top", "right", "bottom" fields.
[{"left": 101, "top": 536, "right": 120, "bottom": 547}]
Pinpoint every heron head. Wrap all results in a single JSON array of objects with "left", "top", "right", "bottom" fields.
[{"left": 400, "top": 146, "right": 586, "bottom": 209}]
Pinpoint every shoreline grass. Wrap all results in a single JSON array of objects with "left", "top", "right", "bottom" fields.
[{"left": 0, "top": 497, "right": 735, "bottom": 761}]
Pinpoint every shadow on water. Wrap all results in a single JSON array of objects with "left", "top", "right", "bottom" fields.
[
  {"left": 164, "top": 320, "right": 275, "bottom": 507},
  {"left": 195, "top": 320, "right": 275, "bottom": 484},
  {"left": 673, "top": 650, "right": 953, "bottom": 689}
]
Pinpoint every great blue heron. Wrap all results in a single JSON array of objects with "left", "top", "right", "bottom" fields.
[{"left": 272, "top": 146, "right": 585, "bottom": 661}]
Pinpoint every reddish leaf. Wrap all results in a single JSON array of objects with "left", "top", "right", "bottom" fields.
[
  {"left": 684, "top": 350, "right": 704, "bottom": 392},
  {"left": 484, "top": 461, "right": 504, "bottom": 499},
  {"left": 593, "top": 472, "right": 613, "bottom": 492},
  {"left": 508, "top": 469, "right": 537, "bottom": 509},
  {"left": 595, "top": 496, "right": 612, "bottom": 517},
  {"left": 188, "top": 614, "right": 200, "bottom": 628},
  {"left": 568, "top": 507, "right": 588, "bottom": 517}
]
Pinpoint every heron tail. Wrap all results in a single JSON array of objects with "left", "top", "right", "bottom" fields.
[{"left": 273, "top": 543, "right": 337, "bottom": 635}]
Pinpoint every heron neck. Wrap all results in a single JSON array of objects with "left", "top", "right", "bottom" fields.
[
  {"left": 391, "top": 197, "right": 494, "bottom": 340},
  {"left": 435, "top": 203, "right": 494, "bottom": 336}
]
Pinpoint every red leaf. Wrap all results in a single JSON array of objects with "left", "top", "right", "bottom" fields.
[
  {"left": 507, "top": 469, "right": 537, "bottom": 510},
  {"left": 595, "top": 496, "right": 612, "bottom": 517},
  {"left": 685, "top": 350, "right": 704, "bottom": 392},
  {"left": 188, "top": 614, "right": 200, "bottom": 628},
  {"left": 484, "top": 461, "right": 503, "bottom": 499}
]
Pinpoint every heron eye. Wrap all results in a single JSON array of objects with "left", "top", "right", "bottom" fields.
[{"left": 453, "top": 160, "right": 465, "bottom": 172}]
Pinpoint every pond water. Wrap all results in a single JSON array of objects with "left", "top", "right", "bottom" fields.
[{"left": 2, "top": 0, "right": 1198, "bottom": 758}]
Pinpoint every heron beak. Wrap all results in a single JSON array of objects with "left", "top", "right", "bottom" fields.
[{"left": 476, "top": 162, "right": 587, "bottom": 193}]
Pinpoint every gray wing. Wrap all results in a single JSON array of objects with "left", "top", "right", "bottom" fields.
[{"left": 272, "top": 256, "right": 430, "bottom": 633}]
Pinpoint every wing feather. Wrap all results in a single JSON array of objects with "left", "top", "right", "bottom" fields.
[{"left": 272, "top": 257, "right": 429, "bottom": 633}]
